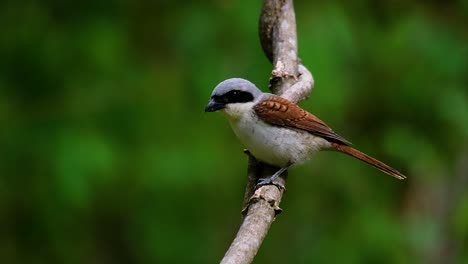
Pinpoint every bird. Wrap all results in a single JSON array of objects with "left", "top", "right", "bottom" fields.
[{"left": 205, "top": 78, "right": 406, "bottom": 188}]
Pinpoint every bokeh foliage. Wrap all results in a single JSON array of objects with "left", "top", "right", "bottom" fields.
[{"left": 1, "top": 0, "right": 467, "bottom": 263}]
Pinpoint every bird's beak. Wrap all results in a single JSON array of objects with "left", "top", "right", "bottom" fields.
[{"left": 205, "top": 99, "right": 225, "bottom": 112}]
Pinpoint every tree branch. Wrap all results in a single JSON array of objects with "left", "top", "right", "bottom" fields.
[{"left": 220, "top": 0, "right": 314, "bottom": 263}]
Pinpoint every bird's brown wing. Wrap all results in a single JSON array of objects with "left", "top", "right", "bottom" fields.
[
  {"left": 254, "top": 95, "right": 352, "bottom": 146},
  {"left": 254, "top": 95, "right": 406, "bottom": 179}
]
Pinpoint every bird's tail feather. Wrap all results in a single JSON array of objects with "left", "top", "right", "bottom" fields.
[{"left": 332, "top": 144, "right": 406, "bottom": 180}]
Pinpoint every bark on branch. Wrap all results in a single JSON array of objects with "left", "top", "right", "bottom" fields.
[{"left": 220, "top": 1, "right": 314, "bottom": 263}]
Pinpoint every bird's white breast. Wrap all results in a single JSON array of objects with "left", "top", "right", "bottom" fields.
[{"left": 223, "top": 103, "right": 331, "bottom": 167}]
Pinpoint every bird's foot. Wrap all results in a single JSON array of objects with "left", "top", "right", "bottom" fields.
[
  {"left": 255, "top": 177, "right": 285, "bottom": 190},
  {"left": 255, "top": 162, "right": 292, "bottom": 191}
]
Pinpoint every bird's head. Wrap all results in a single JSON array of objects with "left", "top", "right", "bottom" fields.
[{"left": 205, "top": 78, "right": 263, "bottom": 119}]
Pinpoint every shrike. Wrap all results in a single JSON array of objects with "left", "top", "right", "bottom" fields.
[{"left": 205, "top": 78, "right": 406, "bottom": 187}]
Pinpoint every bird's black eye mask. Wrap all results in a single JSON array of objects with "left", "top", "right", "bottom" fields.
[{"left": 213, "top": 90, "right": 254, "bottom": 104}]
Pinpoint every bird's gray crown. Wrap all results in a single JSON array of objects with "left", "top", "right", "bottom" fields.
[{"left": 211, "top": 78, "right": 263, "bottom": 101}]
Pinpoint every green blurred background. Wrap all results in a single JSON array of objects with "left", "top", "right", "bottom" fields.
[{"left": 1, "top": 0, "right": 468, "bottom": 263}]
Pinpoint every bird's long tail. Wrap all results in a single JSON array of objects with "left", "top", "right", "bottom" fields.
[{"left": 332, "top": 143, "right": 406, "bottom": 180}]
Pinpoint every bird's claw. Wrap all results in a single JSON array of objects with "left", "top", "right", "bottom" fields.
[{"left": 255, "top": 177, "right": 285, "bottom": 191}]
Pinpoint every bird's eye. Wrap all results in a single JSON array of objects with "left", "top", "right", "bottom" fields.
[
  {"left": 214, "top": 90, "right": 253, "bottom": 104},
  {"left": 227, "top": 90, "right": 254, "bottom": 103}
]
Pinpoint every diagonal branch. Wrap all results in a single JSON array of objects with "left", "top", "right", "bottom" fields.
[{"left": 220, "top": 1, "right": 314, "bottom": 263}]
